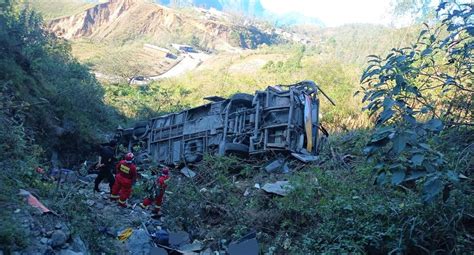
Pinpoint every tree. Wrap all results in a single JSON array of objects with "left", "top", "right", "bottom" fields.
[{"left": 360, "top": 0, "right": 473, "bottom": 202}]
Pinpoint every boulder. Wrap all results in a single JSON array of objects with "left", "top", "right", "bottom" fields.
[
  {"left": 126, "top": 229, "right": 152, "bottom": 255},
  {"left": 71, "top": 236, "right": 87, "bottom": 254},
  {"left": 50, "top": 230, "right": 68, "bottom": 248}
]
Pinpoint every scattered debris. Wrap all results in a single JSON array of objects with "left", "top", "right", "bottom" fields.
[
  {"left": 180, "top": 240, "right": 203, "bottom": 253},
  {"left": 181, "top": 166, "right": 197, "bottom": 178},
  {"left": 261, "top": 181, "right": 294, "bottom": 196},
  {"left": 228, "top": 234, "right": 259, "bottom": 255},
  {"left": 264, "top": 159, "right": 284, "bottom": 173},
  {"left": 243, "top": 188, "right": 250, "bottom": 197},
  {"left": 150, "top": 229, "right": 169, "bottom": 246},
  {"left": 50, "top": 168, "right": 78, "bottom": 183},
  {"left": 18, "top": 189, "right": 52, "bottom": 214},
  {"left": 291, "top": 152, "right": 318, "bottom": 163},
  {"left": 118, "top": 228, "right": 133, "bottom": 242},
  {"left": 282, "top": 162, "right": 290, "bottom": 174}
]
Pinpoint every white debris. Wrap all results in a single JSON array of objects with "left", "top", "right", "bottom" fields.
[
  {"left": 181, "top": 167, "right": 197, "bottom": 178},
  {"left": 261, "top": 181, "right": 294, "bottom": 196}
]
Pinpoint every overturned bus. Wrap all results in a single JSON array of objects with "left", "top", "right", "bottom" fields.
[{"left": 115, "top": 80, "right": 332, "bottom": 165}]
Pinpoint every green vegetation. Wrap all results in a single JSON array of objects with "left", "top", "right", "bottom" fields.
[
  {"left": 360, "top": 1, "right": 473, "bottom": 201},
  {"left": 165, "top": 130, "right": 473, "bottom": 253},
  {"left": 0, "top": 2, "right": 121, "bottom": 252}
]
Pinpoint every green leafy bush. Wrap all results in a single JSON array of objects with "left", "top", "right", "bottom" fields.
[{"left": 359, "top": 1, "right": 473, "bottom": 201}]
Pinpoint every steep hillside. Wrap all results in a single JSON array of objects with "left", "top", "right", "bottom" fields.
[{"left": 46, "top": 0, "right": 280, "bottom": 50}]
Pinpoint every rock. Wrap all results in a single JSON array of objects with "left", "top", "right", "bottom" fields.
[
  {"left": 65, "top": 171, "right": 79, "bottom": 183},
  {"left": 126, "top": 229, "right": 152, "bottom": 255},
  {"left": 50, "top": 230, "right": 68, "bottom": 248},
  {"left": 261, "top": 181, "right": 294, "bottom": 196},
  {"left": 254, "top": 183, "right": 260, "bottom": 189},
  {"left": 200, "top": 248, "right": 213, "bottom": 255},
  {"left": 150, "top": 229, "right": 169, "bottom": 246},
  {"left": 228, "top": 238, "right": 259, "bottom": 255},
  {"left": 82, "top": 174, "right": 98, "bottom": 183},
  {"left": 32, "top": 230, "right": 41, "bottom": 237},
  {"left": 58, "top": 250, "right": 83, "bottom": 255},
  {"left": 169, "top": 231, "right": 190, "bottom": 247},
  {"left": 85, "top": 200, "right": 95, "bottom": 207},
  {"left": 71, "top": 236, "right": 87, "bottom": 254},
  {"left": 55, "top": 223, "right": 71, "bottom": 239},
  {"left": 149, "top": 247, "right": 167, "bottom": 255},
  {"left": 40, "top": 237, "right": 49, "bottom": 245},
  {"left": 95, "top": 202, "right": 104, "bottom": 210}
]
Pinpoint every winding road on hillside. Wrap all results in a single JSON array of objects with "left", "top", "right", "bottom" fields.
[{"left": 151, "top": 52, "right": 211, "bottom": 80}]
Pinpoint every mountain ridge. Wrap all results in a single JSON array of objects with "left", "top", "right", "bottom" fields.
[{"left": 47, "top": 0, "right": 281, "bottom": 51}]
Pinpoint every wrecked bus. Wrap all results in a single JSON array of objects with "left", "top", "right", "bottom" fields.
[{"left": 116, "top": 80, "right": 332, "bottom": 165}]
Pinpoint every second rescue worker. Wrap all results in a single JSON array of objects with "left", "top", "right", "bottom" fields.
[{"left": 110, "top": 152, "right": 137, "bottom": 207}]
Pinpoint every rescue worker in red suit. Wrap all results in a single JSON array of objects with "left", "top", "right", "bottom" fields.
[
  {"left": 139, "top": 167, "right": 170, "bottom": 217},
  {"left": 110, "top": 152, "right": 137, "bottom": 207}
]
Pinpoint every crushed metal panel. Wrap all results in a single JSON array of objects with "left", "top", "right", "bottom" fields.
[
  {"left": 292, "top": 152, "right": 319, "bottom": 163},
  {"left": 261, "top": 181, "right": 294, "bottom": 196}
]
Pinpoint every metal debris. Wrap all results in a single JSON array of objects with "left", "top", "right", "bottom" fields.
[
  {"left": 261, "top": 181, "right": 294, "bottom": 196},
  {"left": 180, "top": 241, "right": 203, "bottom": 252},
  {"left": 180, "top": 167, "right": 197, "bottom": 178},
  {"left": 243, "top": 188, "right": 250, "bottom": 197},
  {"left": 264, "top": 159, "right": 284, "bottom": 173},
  {"left": 291, "top": 152, "right": 318, "bottom": 163},
  {"left": 18, "top": 189, "right": 51, "bottom": 214}
]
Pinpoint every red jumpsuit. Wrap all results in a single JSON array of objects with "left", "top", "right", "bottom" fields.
[
  {"left": 110, "top": 160, "right": 137, "bottom": 207},
  {"left": 141, "top": 174, "right": 170, "bottom": 214}
]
